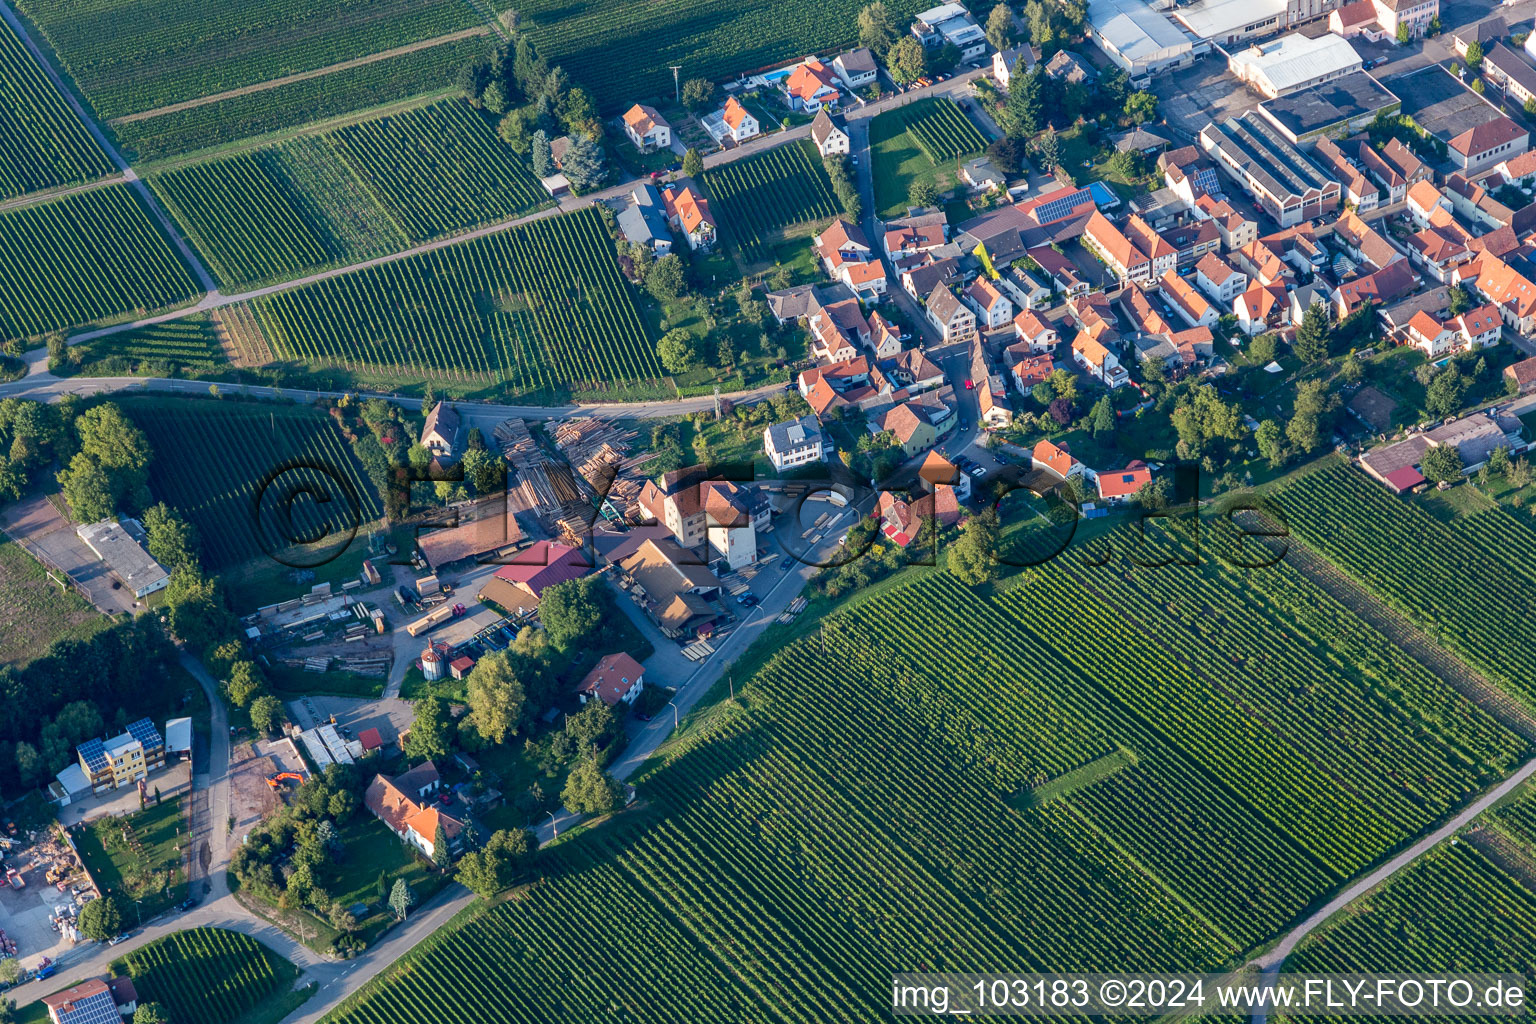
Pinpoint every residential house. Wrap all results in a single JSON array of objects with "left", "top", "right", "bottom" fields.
[
  {"left": 1492, "top": 149, "right": 1536, "bottom": 187},
  {"left": 901, "top": 257, "right": 959, "bottom": 300},
  {"left": 1403, "top": 226, "right": 1471, "bottom": 282},
  {"left": 1330, "top": 0, "right": 1387, "bottom": 38},
  {"left": 1044, "top": 49, "right": 1098, "bottom": 84},
  {"left": 1071, "top": 331, "right": 1129, "bottom": 387},
  {"left": 1032, "top": 438, "right": 1083, "bottom": 480},
  {"left": 1370, "top": 0, "right": 1438, "bottom": 40},
  {"left": 1334, "top": 209, "right": 1403, "bottom": 270},
  {"left": 998, "top": 263, "right": 1053, "bottom": 311},
  {"left": 1333, "top": 259, "right": 1417, "bottom": 317},
  {"left": 811, "top": 110, "right": 850, "bottom": 156},
  {"left": 1158, "top": 219, "right": 1221, "bottom": 267},
  {"left": 993, "top": 44, "right": 1036, "bottom": 89},
  {"left": 763, "top": 414, "right": 829, "bottom": 471},
  {"left": 1096, "top": 461, "right": 1153, "bottom": 504},
  {"left": 920, "top": 449, "right": 971, "bottom": 500},
  {"left": 833, "top": 47, "right": 879, "bottom": 89},
  {"left": 576, "top": 652, "right": 646, "bottom": 707},
  {"left": 877, "top": 486, "right": 961, "bottom": 547},
  {"left": 1195, "top": 251, "right": 1247, "bottom": 305},
  {"left": 1455, "top": 253, "right": 1536, "bottom": 334},
  {"left": 364, "top": 762, "right": 464, "bottom": 862},
  {"left": 960, "top": 156, "right": 1005, "bottom": 193},
  {"left": 619, "top": 537, "right": 721, "bottom": 633},
  {"left": 1162, "top": 146, "right": 1224, "bottom": 205},
  {"left": 1014, "top": 183, "right": 1099, "bottom": 229},
  {"left": 873, "top": 403, "right": 936, "bottom": 456},
  {"left": 42, "top": 980, "right": 123, "bottom": 1024},
  {"left": 799, "top": 356, "right": 874, "bottom": 417},
  {"left": 868, "top": 310, "right": 905, "bottom": 358},
  {"left": 784, "top": 59, "right": 842, "bottom": 112},
  {"left": 661, "top": 184, "right": 717, "bottom": 250},
  {"left": 884, "top": 213, "right": 948, "bottom": 259},
  {"left": 1448, "top": 117, "right": 1529, "bottom": 175},
  {"left": 641, "top": 467, "right": 769, "bottom": 569},
  {"left": 1012, "top": 351, "right": 1055, "bottom": 392},
  {"left": 1233, "top": 238, "right": 1292, "bottom": 286},
  {"left": 76, "top": 719, "right": 165, "bottom": 795},
  {"left": 1028, "top": 246, "right": 1088, "bottom": 298},
  {"left": 621, "top": 103, "right": 672, "bottom": 151},
  {"left": 1013, "top": 309, "right": 1059, "bottom": 350},
  {"left": 1120, "top": 284, "right": 1174, "bottom": 337},
  {"left": 911, "top": 2, "right": 988, "bottom": 58},
  {"left": 1287, "top": 282, "right": 1330, "bottom": 325},
  {"left": 815, "top": 218, "right": 874, "bottom": 275},
  {"left": 926, "top": 284, "right": 979, "bottom": 343},
  {"left": 1451, "top": 15, "right": 1503, "bottom": 56},
  {"left": 1504, "top": 355, "right": 1536, "bottom": 392},
  {"left": 879, "top": 347, "right": 946, "bottom": 394},
  {"left": 1405, "top": 310, "right": 1460, "bottom": 357},
  {"left": 1235, "top": 282, "right": 1289, "bottom": 334},
  {"left": 1160, "top": 270, "right": 1218, "bottom": 327},
  {"left": 1311, "top": 136, "right": 1378, "bottom": 211},
  {"left": 970, "top": 340, "right": 1011, "bottom": 428},
  {"left": 721, "top": 97, "right": 759, "bottom": 142},
  {"left": 421, "top": 401, "right": 460, "bottom": 460},
  {"left": 808, "top": 294, "right": 872, "bottom": 360},
  {"left": 615, "top": 184, "right": 674, "bottom": 254},
  {"left": 839, "top": 261, "right": 885, "bottom": 305},
  {"left": 1407, "top": 180, "right": 1454, "bottom": 227},
  {"left": 1083, "top": 212, "right": 1161, "bottom": 287},
  {"left": 966, "top": 277, "right": 1013, "bottom": 329},
  {"left": 1193, "top": 193, "right": 1258, "bottom": 250}
]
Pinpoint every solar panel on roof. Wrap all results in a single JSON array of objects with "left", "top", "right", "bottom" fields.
[
  {"left": 57, "top": 990, "right": 120, "bottom": 1024},
  {"left": 77, "top": 738, "right": 108, "bottom": 772},
  {"left": 127, "top": 717, "right": 162, "bottom": 747}
]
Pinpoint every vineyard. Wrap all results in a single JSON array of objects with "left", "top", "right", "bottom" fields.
[
  {"left": 896, "top": 97, "right": 989, "bottom": 161},
  {"left": 118, "top": 927, "right": 302, "bottom": 1023},
  {"left": 511, "top": 0, "right": 929, "bottom": 111},
  {"left": 0, "top": 20, "right": 114, "bottom": 201},
  {"left": 321, "top": 551, "right": 1523, "bottom": 1024},
  {"left": 702, "top": 141, "right": 843, "bottom": 265},
  {"left": 0, "top": 185, "right": 199, "bottom": 343},
  {"left": 15, "top": 0, "right": 480, "bottom": 120},
  {"left": 253, "top": 207, "right": 663, "bottom": 396},
  {"left": 113, "top": 35, "right": 488, "bottom": 161},
  {"left": 1272, "top": 460, "right": 1536, "bottom": 709},
  {"left": 325, "top": 100, "right": 547, "bottom": 242},
  {"left": 121, "top": 398, "right": 384, "bottom": 569},
  {"left": 67, "top": 316, "right": 228, "bottom": 377}
]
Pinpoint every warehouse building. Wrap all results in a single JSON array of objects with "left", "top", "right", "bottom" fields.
[
  {"left": 75, "top": 518, "right": 169, "bottom": 598},
  {"left": 1228, "top": 32, "right": 1363, "bottom": 98},
  {"left": 1256, "top": 70, "right": 1401, "bottom": 142},
  {"left": 1087, "top": 0, "right": 1204, "bottom": 84},
  {"left": 1172, "top": 0, "right": 1287, "bottom": 46},
  {"left": 1200, "top": 112, "right": 1341, "bottom": 226}
]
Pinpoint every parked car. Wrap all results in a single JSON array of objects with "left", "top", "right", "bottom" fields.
[
  {"left": 179, "top": 896, "right": 199, "bottom": 912},
  {"left": 780, "top": 557, "right": 794, "bottom": 570},
  {"left": 741, "top": 594, "right": 759, "bottom": 607}
]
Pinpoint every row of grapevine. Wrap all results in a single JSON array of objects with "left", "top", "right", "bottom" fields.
[
  {"left": 900, "top": 98, "right": 988, "bottom": 162},
  {"left": 253, "top": 207, "right": 662, "bottom": 395},
  {"left": 703, "top": 141, "right": 842, "bottom": 264},
  {"left": 121, "top": 927, "right": 290, "bottom": 1023},
  {"left": 0, "top": 185, "right": 200, "bottom": 343},
  {"left": 1272, "top": 460, "right": 1536, "bottom": 708},
  {"left": 325, "top": 99, "right": 546, "bottom": 244},
  {"left": 0, "top": 20, "right": 113, "bottom": 201},
  {"left": 16, "top": 0, "right": 479, "bottom": 119},
  {"left": 123, "top": 399, "right": 383, "bottom": 569},
  {"left": 70, "top": 316, "right": 227, "bottom": 374}
]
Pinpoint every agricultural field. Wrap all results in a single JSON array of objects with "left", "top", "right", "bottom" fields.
[
  {"left": 512, "top": 0, "right": 928, "bottom": 111},
  {"left": 871, "top": 97, "right": 989, "bottom": 217},
  {"left": 65, "top": 315, "right": 229, "bottom": 377},
  {"left": 117, "top": 927, "right": 309, "bottom": 1024},
  {"left": 1272, "top": 460, "right": 1536, "bottom": 709},
  {"left": 321, "top": 549, "right": 1524, "bottom": 1024},
  {"left": 0, "top": 20, "right": 114, "bottom": 201},
  {"left": 15, "top": 0, "right": 481, "bottom": 121},
  {"left": 112, "top": 35, "right": 488, "bottom": 161},
  {"left": 702, "top": 141, "right": 843, "bottom": 265},
  {"left": 325, "top": 100, "right": 546, "bottom": 243},
  {"left": 253, "top": 207, "right": 663, "bottom": 397},
  {"left": 0, "top": 184, "right": 200, "bottom": 343},
  {"left": 0, "top": 539, "right": 109, "bottom": 666},
  {"left": 120, "top": 398, "right": 384, "bottom": 570}
]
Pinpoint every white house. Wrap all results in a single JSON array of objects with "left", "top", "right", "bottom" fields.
[
  {"left": 833, "top": 47, "right": 878, "bottom": 89},
  {"left": 364, "top": 762, "right": 464, "bottom": 863},
  {"left": 993, "top": 44, "right": 1035, "bottom": 89},
  {"left": 577, "top": 653, "right": 646, "bottom": 707},
  {"left": 1012, "top": 309, "right": 1058, "bottom": 350},
  {"left": 784, "top": 59, "right": 842, "bottom": 113},
  {"left": 722, "top": 97, "right": 759, "bottom": 142},
  {"left": 1159, "top": 270, "right": 1218, "bottom": 328},
  {"left": 764, "top": 414, "right": 830, "bottom": 470},
  {"left": 811, "top": 110, "right": 850, "bottom": 156},
  {"left": 621, "top": 103, "right": 672, "bottom": 152},
  {"left": 965, "top": 277, "right": 1014, "bottom": 329},
  {"left": 1195, "top": 251, "right": 1246, "bottom": 305}
]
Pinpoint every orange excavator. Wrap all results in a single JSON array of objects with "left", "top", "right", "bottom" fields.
[{"left": 265, "top": 772, "right": 304, "bottom": 788}]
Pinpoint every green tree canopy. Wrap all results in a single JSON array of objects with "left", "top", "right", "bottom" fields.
[
  {"left": 859, "top": 0, "right": 898, "bottom": 54},
  {"left": 948, "top": 507, "right": 1000, "bottom": 586},
  {"left": 539, "top": 576, "right": 603, "bottom": 651},
  {"left": 466, "top": 649, "right": 528, "bottom": 745},
  {"left": 77, "top": 894, "right": 124, "bottom": 940},
  {"left": 1421, "top": 444, "right": 1463, "bottom": 482},
  {"left": 886, "top": 37, "right": 927, "bottom": 85},
  {"left": 405, "top": 695, "right": 454, "bottom": 761},
  {"left": 561, "top": 758, "right": 625, "bottom": 814}
]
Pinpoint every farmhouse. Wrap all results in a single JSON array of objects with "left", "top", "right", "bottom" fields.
[
  {"left": 365, "top": 761, "right": 464, "bottom": 862},
  {"left": 621, "top": 103, "right": 672, "bottom": 151}
]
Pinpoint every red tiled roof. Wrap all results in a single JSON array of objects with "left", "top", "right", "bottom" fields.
[
  {"left": 1033, "top": 439, "right": 1076, "bottom": 477},
  {"left": 1097, "top": 461, "right": 1151, "bottom": 499},
  {"left": 1449, "top": 116, "right": 1526, "bottom": 158},
  {"left": 358, "top": 727, "right": 383, "bottom": 750},
  {"left": 577, "top": 652, "right": 645, "bottom": 706},
  {"left": 492, "top": 541, "right": 591, "bottom": 598}
]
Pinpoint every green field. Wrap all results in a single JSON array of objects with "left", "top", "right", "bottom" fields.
[
  {"left": 113, "top": 35, "right": 488, "bottom": 161},
  {"left": 0, "top": 539, "right": 109, "bottom": 666},
  {"left": 320, "top": 533, "right": 1524, "bottom": 1023},
  {"left": 1273, "top": 460, "right": 1536, "bottom": 708},
  {"left": 74, "top": 798, "right": 189, "bottom": 921},
  {"left": 121, "top": 398, "right": 384, "bottom": 570},
  {"left": 253, "top": 206, "right": 663, "bottom": 396},
  {"left": 116, "top": 927, "right": 309, "bottom": 1024},
  {"left": 702, "top": 140, "right": 842, "bottom": 265},
  {"left": 325, "top": 99, "right": 546, "bottom": 243},
  {"left": 0, "top": 20, "right": 113, "bottom": 200},
  {"left": 15, "top": 0, "right": 481, "bottom": 120},
  {"left": 65, "top": 315, "right": 228, "bottom": 377},
  {"left": 871, "top": 97, "right": 989, "bottom": 217},
  {"left": 0, "top": 185, "right": 200, "bottom": 343}
]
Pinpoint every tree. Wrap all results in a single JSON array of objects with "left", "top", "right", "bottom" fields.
[
  {"left": 466, "top": 650, "right": 528, "bottom": 745},
  {"left": 1421, "top": 443, "right": 1463, "bottom": 482},
  {"left": 646, "top": 253, "right": 687, "bottom": 302},
  {"left": 481, "top": 78, "right": 510, "bottom": 114},
  {"left": 530, "top": 129, "right": 552, "bottom": 177},
  {"left": 1293, "top": 301, "right": 1332, "bottom": 363},
  {"left": 405, "top": 695, "right": 453, "bottom": 761},
  {"left": 141, "top": 503, "right": 198, "bottom": 571},
  {"left": 164, "top": 565, "right": 232, "bottom": 651},
  {"left": 859, "top": 0, "right": 898, "bottom": 55},
  {"left": 1255, "top": 419, "right": 1286, "bottom": 468},
  {"left": 681, "top": 77, "right": 715, "bottom": 111},
  {"left": 1488, "top": 444, "right": 1513, "bottom": 478},
  {"left": 715, "top": 334, "right": 735, "bottom": 368},
  {"left": 77, "top": 894, "right": 124, "bottom": 940},
  {"left": 949, "top": 507, "right": 1000, "bottom": 585},
  {"left": 1005, "top": 68, "right": 1044, "bottom": 137},
  {"left": 561, "top": 758, "right": 624, "bottom": 814},
  {"left": 986, "top": 2, "right": 1013, "bottom": 50},
  {"left": 498, "top": 107, "right": 538, "bottom": 150},
  {"left": 1397, "top": 21, "right": 1411, "bottom": 44},
  {"left": 58, "top": 452, "right": 115, "bottom": 522},
  {"left": 886, "top": 36, "right": 926, "bottom": 86},
  {"left": 539, "top": 576, "right": 602, "bottom": 651},
  {"left": 456, "top": 58, "right": 492, "bottom": 101},
  {"left": 1425, "top": 365, "right": 1466, "bottom": 417},
  {"left": 431, "top": 823, "right": 452, "bottom": 870},
  {"left": 561, "top": 132, "right": 607, "bottom": 191},
  {"left": 1286, "top": 379, "right": 1335, "bottom": 454},
  {"left": 456, "top": 828, "right": 537, "bottom": 897},
  {"left": 132, "top": 1005, "right": 170, "bottom": 1024},
  {"left": 656, "top": 328, "right": 695, "bottom": 374},
  {"left": 1249, "top": 333, "right": 1277, "bottom": 365},
  {"left": 1089, "top": 395, "right": 1115, "bottom": 438},
  {"left": 1034, "top": 125, "right": 1061, "bottom": 169},
  {"left": 1122, "top": 89, "right": 1158, "bottom": 125},
  {"left": 249, "top": 694, "right": 282, "bottom": 736},
  {"left": 1448, "top": 284, "right": 1472, "bottom": 315},
  {"left": 1472, "top": 76, "right": 1484, "bottom": 94},
  {"left": 1340, "top": 350, "right": 1364, "bottom": 383},
  {"left": 225, "top": 661, "right": 264, "bottom": 708},
  {"left": 1047, "top": 368, "right": 1078, "bottom": 404},
  {"left": 388, "top": 878, "right": 415, "bottom": 921},
  {"left": 1023, "top": 0, "right": 1054, "bottom": 47},
  {"left": 907, "top": 178, "right": 940, "bottom": 209},
  {"left": 681, "top": 147, "right": 704, "bottom": 178}
]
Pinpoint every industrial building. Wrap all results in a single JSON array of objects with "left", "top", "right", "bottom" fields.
[
  {"left": 75, "top": 519, "right": 169, "bottom": 598},
  {"left": 1228, "top": 32, "right": 1363, "bottom": 98},
  {"left": 1200, "top": 112, "right": 1341, "bottom": 226},
  {"left": 1086, "top": 0, "right": 1204, "bottom": 83},
  {"left": 1256, "top": 71, "right": 1401, "bottom": 142},
  {"left": 1172, "top": 0, "right": 1287, "bottom": 46}
]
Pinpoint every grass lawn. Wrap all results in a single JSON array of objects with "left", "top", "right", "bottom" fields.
[
  {"left": 0, "top": 539, "right": 111, "bottom": 667},
  {"left": 327, "top": 817, "right": 447, "bottom": 940},
  {"left": 264, "top": 663, "right": 386, "bottom": 700},
  {"left": 872, "top": 99, "right": 981, "bottom": 218},
  {"left": 74, "top": 797, "right": 189, "bottom": 922}
]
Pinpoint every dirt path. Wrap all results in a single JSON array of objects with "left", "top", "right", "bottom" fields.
[
  {"left": 1283, "top": 540, "right": 1536, "bottom": 742},
  {"left": 110, "top": 27, "right": 493, "bottom": 126}
]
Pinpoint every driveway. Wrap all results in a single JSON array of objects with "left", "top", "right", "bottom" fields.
[{"left": 0, "top": 494, "right": 139, "bottom": 615}]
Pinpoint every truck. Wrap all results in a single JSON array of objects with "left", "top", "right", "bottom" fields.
[{"left": 407, "top": 603, "right": 465, "bottom": 637}]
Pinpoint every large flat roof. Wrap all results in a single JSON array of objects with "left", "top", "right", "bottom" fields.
[
  {"left": 1385, "top": 64, "right": 1504, "bottom": 141},
  {"left": 1089, "top": 0, "right": 1195, "bottom": 63},
  {"left": 1173, "top": 0, "right": 1286, "bottom": 39},
  {"left": 1230, "top": 32, "right": 1362, "bottom": 94},
  {"left": 76, "top": 519, "right": 169, "bottom": 593},
  {"left": 1202, "top": 111, "right": 1335, "bottom": 201},
  {"left": 1258, "top": 71, "right": 1401, "bottom": 137}
]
